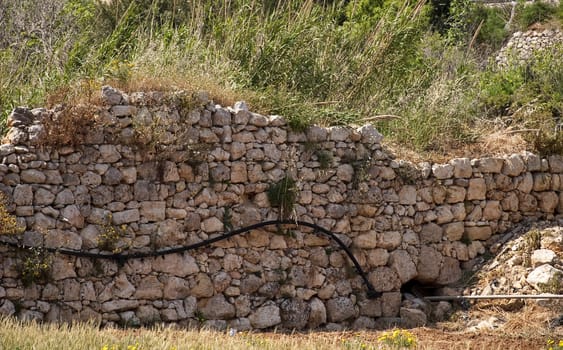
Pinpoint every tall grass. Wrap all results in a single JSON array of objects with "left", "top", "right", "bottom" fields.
[{"left": 0, "top": 0, "right": 561, "bottom": 154}]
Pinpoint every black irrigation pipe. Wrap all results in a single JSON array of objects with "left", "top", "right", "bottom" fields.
[{"left": 0, "top": 220, "right": 382, "bottom": 298}]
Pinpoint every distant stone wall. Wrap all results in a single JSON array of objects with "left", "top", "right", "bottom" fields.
[
  {"left": 496, "top": 29, "right": 563, "bottom": 66},
  {"left": 0, "top": 86, "right": 561, "bottom": 330}
]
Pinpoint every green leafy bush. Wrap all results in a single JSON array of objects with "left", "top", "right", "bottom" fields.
[{"left": 516, "top": 1, "right": 557, "bottom": 29}]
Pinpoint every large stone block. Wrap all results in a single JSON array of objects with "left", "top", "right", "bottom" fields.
[
  {"left": 416, "top": 246, "right": 442, "bottom": 283},
  {"left": 467, "top": 178, "right": 486, "bottom": 200},
  {"left": 465, "top": 226, "right": 492, "bottom": 241}
]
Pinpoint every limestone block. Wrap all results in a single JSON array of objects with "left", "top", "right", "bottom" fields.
[
  {"left": 389, "top": 250, "right": 417, "bottom": 283},
  {"left": 465, "top": 226, "right": 492, "bottom": 241},
  {"left": 326, "top": 297, "right": 356, "bottom": 322},
  {"left": 436, "top": 257, "right": 461, "bottom": 285},
  {"left": 501, "top": 192, "right": 519, "bottom": 212},
  {"left": 190, "top": 273, "right": 214, "bottom": 297},
  {"left": 526, "top": 264, "right": 562, "bottom": 291},
  {"left": 381, "top": 292, "right": 402, "bottom": 317},
  {"left": 548, "top": 155, "right": 563, "bottom": 173},
  {"left": 420, "top": 223, "right": 443, "bottom": 244},
  {"left": 522, "top": 151, "right": 541, "bottom": 171},
  {"left": 502, "top": 154, "right": 525, "bottom": 176},
  {"left": 368, "top": 267, "right": 401, "bottom": 292},
  {"left": 358, "top": 124, "right": 383, "bottom": 144},
  {"left": 163, "top": 277, "right": 190, "bottom": 300},
  {"left": 516, "top": 193, "right": 536, "bottom": 214},
  {"left": 109, "top": 209, "right": 138, "bottom": 225},
  {"left": 353, "top": 231, "right": 378, "bottom": 249},
  {"left": 537, "top": 191, "right": 559, "bottom": 213},
  {"left": 152, "top": 253, "right": 199, "bottom": 277},
  {"left": 140, "top": 201, "right": 166, "bottom": 222},
  {"left": 533, "top": 173, "right": 552, "bottom": 192},
  {"left": 443, "top": 222, "right": 464, "bottom": 241},
  {"left": 103, "top": 167, "right": 122, "bottom": 185},
  {"left": 99, "top": 144, "right": 121, "bottom": 163},
  {"left": 45, "top": 229, "right": 82, "bottom": 250},
  {"left": 416, "top": 246, "right": 442, "bottom": 283},
  {"left": 476, "top": 157, "right": 503, "bottom": 173},
  {"left": 531, "top": 249, "right": 557, "bottom": 267},
  {"left": 81, "top": 171, "right": 102, "bottom": 187},
  {"left": 336, "top": 164, "right": 354, "bottom": 182},
  {"left": 113, "top": 273, "right": 135, "bottom": 299},
  {"left": 450, "top": 158, "right": 472, "bottom": 178},
  {"left": 377, "top": 231, "right": 402, "bottom": 250},
  {"left": 307, "top": 298, "right": 327, "bottom": 328},
  {"left": 135, "top": 276, "right": 163, "bottom": 299},
  {"left": 446, "top": 186, "right": 466, "bottom": 204},
  {"left": 436, "top": 205, "right": 454, "bottom": 224},
  {"left": 482, "top": 201, "right": 501, "bottom": 220},
  {"left": 432, "top": 164, "right": 454, "bottom": 179},
  {"left": 249, "top": 113, "right": 269, "bottom": 127},
  {"left": 200, "top": 294, "right": 236, "bottom": 320},
  {"left": 398, "top": 186, "right": 417, "bottom": 205},
  {"left": 400, "top": 307, "right": 427, "bottom": 328},
  {"left": 201, "top": 216, "right": 223, "bottom": 233},
  {"left": 467, "top": 178, "right": 486, "bottom": 200},
  {"left": 21, "top": 169, "right": 46, "bottom": 183},
  {"left": 367, "top": 248, "right": 389, "bottom": 267},
  {"left": 101, "top": 300, "right": 139, "bottom": 313},
  {"left": 13, "top": 184, "right": 33, "bottom": 205}
]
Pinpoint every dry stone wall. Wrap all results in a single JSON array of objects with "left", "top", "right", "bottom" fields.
[
  {"left": 0, "top": 86, "right": 562, "bottom": 330},
  {"left": 496, "top": 28, "right": 563, "bottom": 66}
]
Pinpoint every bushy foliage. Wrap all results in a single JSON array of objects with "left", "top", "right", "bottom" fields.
[
  {"left": 0, "top": 192, "right": 24, "bottom": 235},
  {"left": 0, "top": 0, "right": 561, "bottom": 155},
  {"left": 516, "top": 1, "right": 558, "bottom": 29}
]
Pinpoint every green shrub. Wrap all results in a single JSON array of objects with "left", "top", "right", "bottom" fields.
[
  {"left": 267, "top": 175, "right": 298, "bottom": 220},
  {"left": 516, "top": 1, "right": 557, "bottom": 29}
]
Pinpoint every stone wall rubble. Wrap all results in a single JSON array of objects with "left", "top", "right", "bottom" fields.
[
  {"left": 0, "top": 86, "right": 561, "bottom": 330},
  {"left": 496, "top": 29, "right": 563, "bottom": 66}
]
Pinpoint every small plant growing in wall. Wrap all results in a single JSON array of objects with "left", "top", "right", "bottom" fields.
[
  {"left": 98, "top": 214, "right": 127, "bottom": 253},
  {"left": 20, "top": 246, "right": 51, "bottom": 287},
  {"left": 0, "top": 192, "right": 25, "bottom": 235},
  {"left": 222, "top": 205, "right": 233, "bottom": 231},
  {"left": 267, "top": 175, "right": 297, "bottom": 220},
  {"left": 350, "top": 157, "right": 372, "bottom": 189},
  {"left": 315, "top": 150, "right": 333, "bottom": 170}
]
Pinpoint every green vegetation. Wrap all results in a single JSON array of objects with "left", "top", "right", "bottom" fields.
[
  {"left": 267, "top": 175, "right": 298, "bottom": 220},
  {"left": 0, "top": 0, "right": 561, "bottom": 155},
  {"left": 0, "top": 192, "right": 25, "bottom": 235},
  {"left": 20, "top": 246, "right": 51, "bottom": 287}
]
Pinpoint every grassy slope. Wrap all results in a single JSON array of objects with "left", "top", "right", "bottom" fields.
[{"left": 0, "top": 0, "right": 561, "bottom": 158}]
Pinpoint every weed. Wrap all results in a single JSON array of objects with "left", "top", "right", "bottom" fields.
[
  {"left": 267, "top": 175, "right": 298, "bottom": 220},
  {"left": 538, "top": 275, "right": 562, "bottom": 294},
  {"left": 460, "top": 235, "right": 473, "bottom": 246},
  {"left": 101, "top": 344, "right": 140, "bottom": 350},
  {"left": 395, "top": 162, "right": 422, "bottom": 185},
  {"left": 315, "top": 150, "right": 333, "bottom": 170},
  {"left": 223, "top": 206, "right": 233, "bottom": 232},
  {"left": 531, "top": 131, "right": 563, "bottom": 156},
  {"left": 194, "top": 310, "right": 206, "bottom": 323},
  {"left": 20, "top": 246, "right": 51, "bottom": 287},
  {"left": 377, "top": 329, "right": 417, "bottom": 349},
  {"left": 349, "top": 157, "right": 372, "bottom": 189},
  {"left": 185, "top": 143, "right": 211, "bottom": 167},
  {"left": 98, "top": 214, "right": 127, "bottom": 253},
  {"left": 0, "top": 192, "right": 24, "bottom": 235},
  {"left": 524, "top": 229, "right": 542, "bottom": 253},
  {"left": 546, "top": 339, "right": 563, "bottom": 350},
  {"left": 516, "top": 1, "right": 557, "bottom": 29}
]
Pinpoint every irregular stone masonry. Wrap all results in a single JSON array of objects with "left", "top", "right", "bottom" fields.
[
  {"left": 0, "top": 86, "right": 561, "bottom": 329},
  {"left": 496, "top": 29, "right": 563, "bottom": 67}
]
